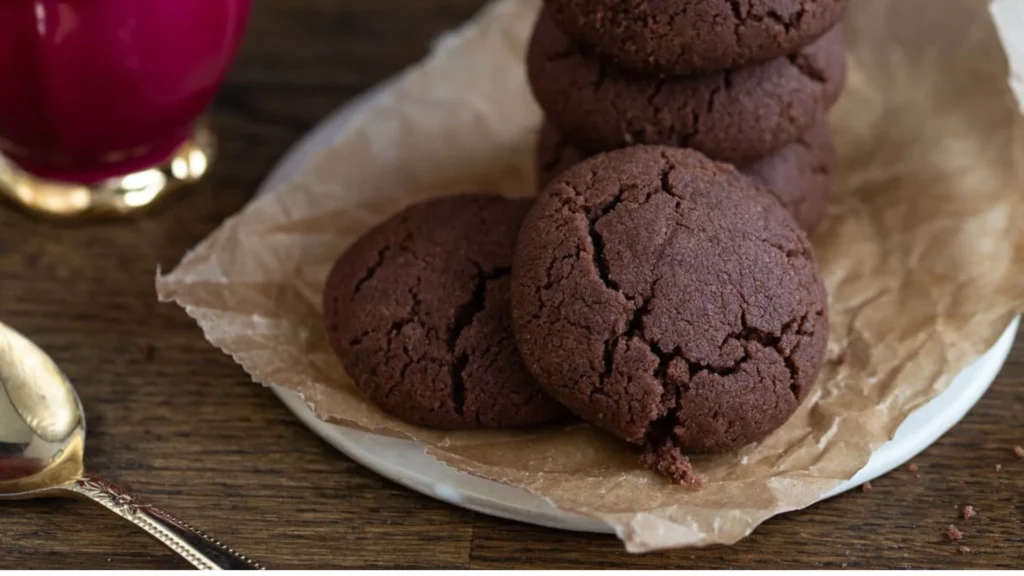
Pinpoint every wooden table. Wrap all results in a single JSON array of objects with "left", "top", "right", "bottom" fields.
[{"left": 1, "top": 0, "right": 1021, "bottom": 569}]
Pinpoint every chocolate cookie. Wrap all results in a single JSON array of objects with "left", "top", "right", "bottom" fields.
[
  {"left": 527, "top": 9, "right": 846, "bottom": 164},
  {"left": 511, "top": 147, "right": 828, "bottom": 481},
  {"left": 323, "top": 195, "right": 567, "bottom": 430},
  {"left": 537, "top": 120, "right": 835, "bottom": 233},
  {"left": 742, "top": 119, "right": 834, "bottom": 234},
  {"left": 546, "top": 0, "right": 850, "bottom": 76}
]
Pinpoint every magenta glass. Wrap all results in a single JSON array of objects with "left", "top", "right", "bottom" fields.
[{"left": 0, "top": 0, "right": 251, "bottom": 183}]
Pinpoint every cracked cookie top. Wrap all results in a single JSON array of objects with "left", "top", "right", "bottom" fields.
[
  {"left": 537, "top": 119, "right": 835, "bottom": 233},
  {"left": 323, "top": 195, "right": 568, "bottom": 430},
  {"left": 511, "top": 146, "right": 828, "bottom": 457},
  {"left": 527, "top": 9, "right": 846, "bottom": 165},
  {"left": 546, "top": 0, "right": 850, "bottom": 76}
]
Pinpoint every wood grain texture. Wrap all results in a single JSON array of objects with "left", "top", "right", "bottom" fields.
[{"left": 0, "top": 0, "right": 1021, "bottom": 569}]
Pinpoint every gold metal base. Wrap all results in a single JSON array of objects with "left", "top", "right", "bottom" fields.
[{"left": 0, "top": 125, "right": 214, "bottom": 218}]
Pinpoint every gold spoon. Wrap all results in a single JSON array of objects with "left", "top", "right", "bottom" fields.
[{"left": 0, "top": 321, "right": 262, "bottom": 570}]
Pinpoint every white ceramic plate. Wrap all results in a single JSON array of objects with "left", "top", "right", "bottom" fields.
[{"left": 259, "top": 88, "right": 1022, "bottom": 535}]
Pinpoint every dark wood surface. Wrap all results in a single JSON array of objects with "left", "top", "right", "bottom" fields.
[{"left": 0, "top": 0, "right": 1022, "bottom": 569}]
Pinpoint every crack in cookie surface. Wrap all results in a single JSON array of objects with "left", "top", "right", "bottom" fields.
[{"left": 448, "top": 265, "right": 511, "bottom": 415}]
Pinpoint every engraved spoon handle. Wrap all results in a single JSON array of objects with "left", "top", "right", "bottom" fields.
[{"left": 63, "top": 475, "right": 263, "bottom": 570}]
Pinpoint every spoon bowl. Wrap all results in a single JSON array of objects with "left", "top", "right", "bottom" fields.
[
  {"left": 0, "top": 321, "right": 261, "bottom": 569},
  {"left": 0, "top": 322, "right": 85, "bottom": 497}
]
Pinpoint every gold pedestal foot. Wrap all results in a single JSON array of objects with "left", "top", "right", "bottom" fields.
[{"left": 0, "top": 126, "right": 214, "bottom": 218}]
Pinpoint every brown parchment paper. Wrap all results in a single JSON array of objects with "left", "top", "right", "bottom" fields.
[{"left": 156, "top": 0, "right": 1024, "bottom": 552}]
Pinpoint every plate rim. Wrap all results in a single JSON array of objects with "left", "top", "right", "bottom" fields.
[{"left": 270, "top": 317, "right": 1018, "bottom": 533}]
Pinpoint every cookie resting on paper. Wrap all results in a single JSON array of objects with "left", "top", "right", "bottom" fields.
[
  {"left": 323, "top": 195, "right": 567, "bottom": 430},
  {"left": 546, "top": 0, "right": 850, "bottom": 76},
  {"left": 527, "top": 9, "right": 846, "bottom": 165},
  {"left": 537, "top": 120, "right": 836, "bottom": 233},
  {"left": 511, "top": 147, "right": 829, "bottom": 484}
]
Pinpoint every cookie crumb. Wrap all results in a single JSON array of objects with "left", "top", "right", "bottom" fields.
[
  {"left": 641, "top": 439, "right": 702, "bottom": 488},
  {"left": 996, "top": 464, "right": 1003, "bottom": 472},
  {"left": 1015, "top": 445, "right": 1023, "bottom": 460},
  {"left": 139, "top": 342, "right": 155, "bottom": 362},
  {"left": 835, "top": 348, "right": 849, "bottom": 365},
  {"left": 908, "top": 463, "right": 921, "bottom": 478},
  {"left": 962, "top": 505, "right": 976, "bottom": 520},
  {"left": 861, "top": 481, "right": 873, "bottom": 492},
  {"left": 958, "top": 546, "right": 971, "bottom": 555},
  {"left": 947, "top": 525, "right": 964, "bottom": 541}
]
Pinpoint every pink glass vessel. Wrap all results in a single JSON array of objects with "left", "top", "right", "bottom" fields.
[{"left": 0, "top": 0, "right": 251, "bottom": 216}]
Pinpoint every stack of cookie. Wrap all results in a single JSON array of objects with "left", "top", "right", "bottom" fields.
[
  {"left": 321, "top": 1, "right": 844, "bottom": 487},
  {"left": 530, "top": 0, "right": 849, "bottom": 233}
]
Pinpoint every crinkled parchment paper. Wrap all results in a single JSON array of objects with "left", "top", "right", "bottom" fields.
[{"left": 157, "top": 0, "right": 1024, "bottom": 552}]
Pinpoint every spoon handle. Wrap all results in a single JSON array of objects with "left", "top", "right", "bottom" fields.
[{"left": 64, "top": 475, "right": 263, "bottom": 570}]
